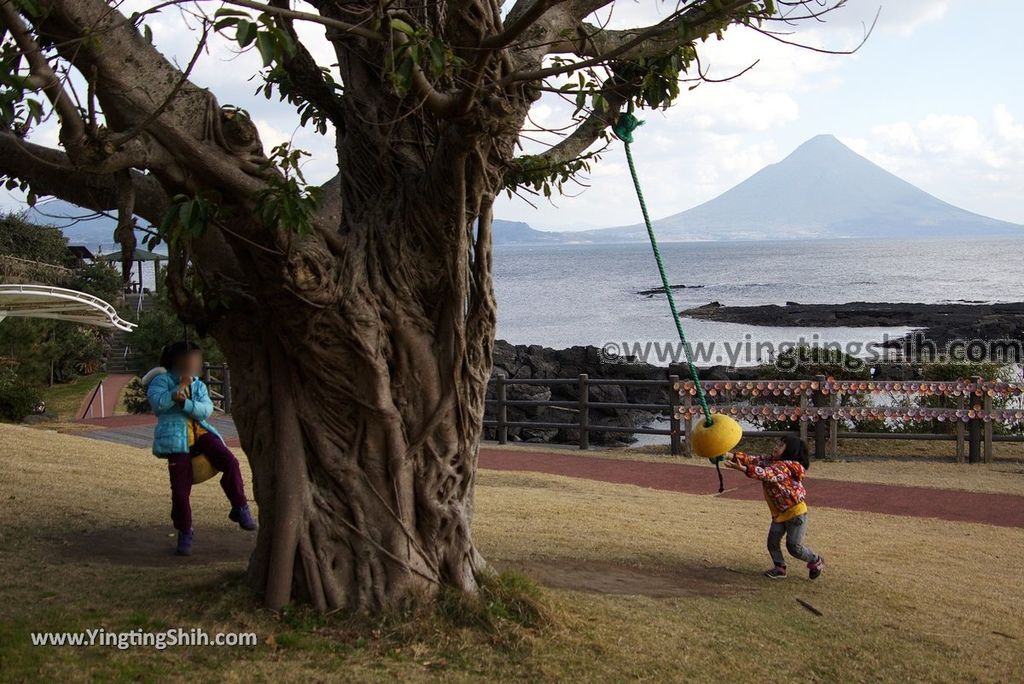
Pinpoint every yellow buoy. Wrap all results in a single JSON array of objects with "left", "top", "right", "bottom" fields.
[
  {"left": 691, "top": 413, "right": 743, "bottom": 460},
  {"left": 191, "top": 454, "right": 218, "bottom": 484}
]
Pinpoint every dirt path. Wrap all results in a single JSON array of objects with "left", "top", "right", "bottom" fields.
[{"left": 478, "top": 449, "right": 1024, "bottom": 529}]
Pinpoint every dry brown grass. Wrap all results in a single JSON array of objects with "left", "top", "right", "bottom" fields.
[{"left": 1, "top": 424, "right": 1023, "bottom": 682}]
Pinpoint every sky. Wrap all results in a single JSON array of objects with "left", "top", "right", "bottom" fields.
[{"left": 6, "top": 1, "right": 1023, "bottom": 232}]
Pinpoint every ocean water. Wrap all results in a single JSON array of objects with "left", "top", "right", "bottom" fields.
[{"left": 492, "top": 236, "right": 1024, "bottom": 366}]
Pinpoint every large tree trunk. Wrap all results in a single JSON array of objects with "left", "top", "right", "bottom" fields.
[{"left": 209, "top": 152, "right": 500, "bottom": 611}]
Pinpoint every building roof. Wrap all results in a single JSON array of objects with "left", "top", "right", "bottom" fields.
[
  {"left": 96, "top": 248, "right": 165, "bottom": 262},
  {"left": 0, "top": 284, "right": 136, "bottom": 331},
  {"left": 67, "top": 245, "right": 95, "bottom": 260}
]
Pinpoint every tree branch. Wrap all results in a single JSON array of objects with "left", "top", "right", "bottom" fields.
[
  {"left": 550, "top": 0, "right": 753, "bottom": 61},
  {"left": 267, "top": 0, "right": 346, "bottom": 129},
  {"left": 0, "top": 0, "right": 85, "bottom": 146},
  {"left": 0, "top": 132, "right": 169, "bottom": 223},
  {"left": 392, "top": 27, "right": 460, "bottom": 117},
  {"left": 220, "top": 0, "right": 384, "bottom": 42},
  {"left": 513, "top": 86, "right": 626, "bottom": 172},
  {"left": 481, "top": 0, "right": 567, "bottom": 49}
]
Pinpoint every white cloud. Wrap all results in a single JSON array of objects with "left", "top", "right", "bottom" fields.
[
  {"left": 811, "top": 0, "right": 950, "bottom": 36},
  {"left": 846, "top": 106, "right": 1024, "bottom": 223}
]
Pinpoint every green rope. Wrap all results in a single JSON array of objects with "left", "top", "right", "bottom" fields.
[{"left": 614, "top": 113, "right": 714, "bottom": 428}]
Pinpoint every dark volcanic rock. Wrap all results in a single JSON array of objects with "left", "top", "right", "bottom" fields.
[
  {"left": 486, "top": 340, "right": 794, "bottom": 446},
  {"left": 683, "top": 301, "right": 1024, "bottom": 356},
  {"left": 487, "top": 340, "right": 670, "bottom": 446},
  {"left": 637, "top": 284, "right": 705, "bottom": 296}
]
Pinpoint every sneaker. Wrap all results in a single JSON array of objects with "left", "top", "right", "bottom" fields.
[
  {"left": 176, "top": 529, "right": 194, "bottom": 556},
  {"left": 808, "top": 555, "right": 825, "bottom": 580},
  {"left": 229, "top": 505, "right": 257, "bottom": 531},
  {"left": 764, "top": 565, "right": 787, "bottom": 579}
]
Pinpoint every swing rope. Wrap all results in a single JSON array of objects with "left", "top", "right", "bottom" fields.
[
  {"left": 614, "top": 113, "right": 725, "bottom": 491},
  {"left": 614, "top": 113, "right": 714, "bottom": 427}
]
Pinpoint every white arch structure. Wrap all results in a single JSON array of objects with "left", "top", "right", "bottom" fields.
[{"left": 0, "top": 284, "right": 136, "bottom": 331}]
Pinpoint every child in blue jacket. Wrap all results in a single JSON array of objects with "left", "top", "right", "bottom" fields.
[{"left": 147, "top": 341, "right": 255, "bottom": 556}]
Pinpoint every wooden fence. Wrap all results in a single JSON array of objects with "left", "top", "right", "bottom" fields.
[
  {"left": 200, "top": 364, "right": 1024, "bottom": 461},
  {"left": 202, "top": 363, "right": 232, "bottom": 413},
  {"left": 484, "top": 374, "right": 685, "bottom": 453},
  {"left": 485, "top": 374, "right": 1024, "bottom": 462}
]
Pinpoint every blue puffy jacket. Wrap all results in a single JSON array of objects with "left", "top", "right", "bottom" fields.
[{"left": 146, "top": 371, "right": 222, "bottom": 456}]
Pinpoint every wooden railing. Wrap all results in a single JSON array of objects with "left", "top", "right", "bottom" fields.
[
  {"left": 484, "top": 374, "right": 684, "bottom": 453},
  {"left": 202, "top": 362, "right": 232, "bottom": 413},
  {"left": 485, "top": 374, "right": 1024, "bottom": 462},
  {"left": 675, "top": 375, "right": 1024, "bottom": 463},
  {"left": 0, "top": 254, "right": 72, "bottom": 285},
  {"left": 197, "top": 365, "right": 1024, "bottom": 462}
]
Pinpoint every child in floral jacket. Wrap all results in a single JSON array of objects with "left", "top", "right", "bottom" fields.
[{"left": 726, "top": 435, "right": 825, "bottom": 580}]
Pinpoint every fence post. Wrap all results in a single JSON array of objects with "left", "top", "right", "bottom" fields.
[
  {"left": 202, "top": 361, "right": 211, "bottom": 385},
  {"left": 968, "top": 375, "right": 982, "bottom": 464},
  {"left": 829, "top": 390, "right": 839, "bottom": 457},
  {"left": 799, "top": 393, "right": 809, "bottom": 443},
  {"left": 578, "top": 373, "right": 589, "bottom": 450},
  {"left": 983, "top": 391, "right": 993, "bottom": 463},
  {"left": 496, "top": 375, "right": 507, "bottom": 445},
  {"left": 813, "top": 374, "right": 827, "bottom": 460},
  {"left": 222, "top": 365, "right": 233, "bottom": 413},
  {"left": 682, "top": 386, "right": 693, "bottom": 458},
  {"left": 669, "top": 374, "right": 681, "bottom": 457},
  {"left": 955, "top": 394, "right": 965, "bottom": 463}
]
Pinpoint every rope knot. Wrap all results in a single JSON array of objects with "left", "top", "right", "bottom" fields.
[{"left": 613, "top": 113, "right": 643, "bottom": 144}]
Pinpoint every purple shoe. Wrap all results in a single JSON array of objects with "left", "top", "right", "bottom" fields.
[
  {"left": 764, "top": 565, "right": 787, "bottom": 579},
  {"left": 808, "top": 555, "right": 825, "bottom": 580},
  {"left": 176, "top": 529, "right": 194, "bottom": 556},
  {"left": 229, "top": 505, "right": 257, "bottom": 531}
]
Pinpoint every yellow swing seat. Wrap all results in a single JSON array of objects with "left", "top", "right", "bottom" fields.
[
  {"left": 692, "top": 413, "right": 743, "bottom": 461},
  {"left": 191, "top": 454, "right": 218, "bottom": 484}
]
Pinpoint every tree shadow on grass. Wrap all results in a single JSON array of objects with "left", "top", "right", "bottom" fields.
[
  {"left": 494, "top": 558, "right": 753, "bottom": 598},
  {"left": 60, "top": 524, "right": 254, "bottom": 567}
]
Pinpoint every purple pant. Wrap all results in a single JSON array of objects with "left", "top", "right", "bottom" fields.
[{"left": 166, "top": 432, "right": 248, "bottom": 532}]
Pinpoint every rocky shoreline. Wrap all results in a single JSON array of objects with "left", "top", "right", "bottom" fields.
[
  {"left": 487, "top": 298, "right": 1024, "bottom": 444},
  {"left": 683, "top": 301, "right": 1024, "bottom": 352}
]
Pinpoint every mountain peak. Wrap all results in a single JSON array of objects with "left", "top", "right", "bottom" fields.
[
  {"left": 583, "top": 132, "right": 1022, "bottom": 242},
  {"left": 786, "top": 133, "right": 854, "bottom": 160}
]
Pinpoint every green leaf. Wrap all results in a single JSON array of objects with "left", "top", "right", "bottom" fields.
[
  {"left": 214, "top": 8, "right": 249, "bottom": 18},
  {"left": 236, "top": 20, "right": 257, "bottom": 48},
  {"left": 390, "top": 18, "right": 416, "bottom": 36},
  {"left": 428, "top": 39, "right": 445, "bottom": 77},
  {"left": 255, "top": 32, "right": 276, "bottom": 67}
]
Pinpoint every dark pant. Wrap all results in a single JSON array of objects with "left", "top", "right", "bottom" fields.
[
  {"left": 167, "top": 432, "right": 248, "bottom": 532},
  {"left": 767, "top": 514, "right": 818, "bottom": 567}
]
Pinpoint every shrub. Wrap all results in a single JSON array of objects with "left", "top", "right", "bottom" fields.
[
  {"left": 0, "top": 368, "right": 42, "bottom": 421},
  {"left": 122, "top": 377, "right": 151, "bottom": 414}
]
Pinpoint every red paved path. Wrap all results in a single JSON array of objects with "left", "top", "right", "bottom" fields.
[
  {"left": 478, "top": 449, "right": 1024, "bottom": 529},
  {"left": 75, "top": 374, "right": 135, "bottom": 420},
  {"left": 73, "top": 415, "right": 1024, "bottom": 529}
]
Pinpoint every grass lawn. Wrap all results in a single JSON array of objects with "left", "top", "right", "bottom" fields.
[
  {"left": 37, "top": 373, "right": 107, "bottom": 421},
  {"left": 1, "top": 424, "right": 1022, "bottom": 682}
]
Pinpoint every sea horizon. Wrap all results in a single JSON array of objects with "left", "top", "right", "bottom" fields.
[{"left": 492, "top": 235, "right": 1024, "bottom": 365}]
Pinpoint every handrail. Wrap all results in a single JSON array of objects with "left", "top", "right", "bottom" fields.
[{"left": 79, "top": 379, "right": 106, "bottom": 419}]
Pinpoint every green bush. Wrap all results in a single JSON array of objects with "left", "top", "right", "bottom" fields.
[
  {"left": 63, "top": 262, "right": 122, "bottom": 304},
  {"left": 0, "top": 368, "right": 42, "bottom": 421},
  {"left": 122, "top": 377, "right": 151, "bottom": 414}
]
